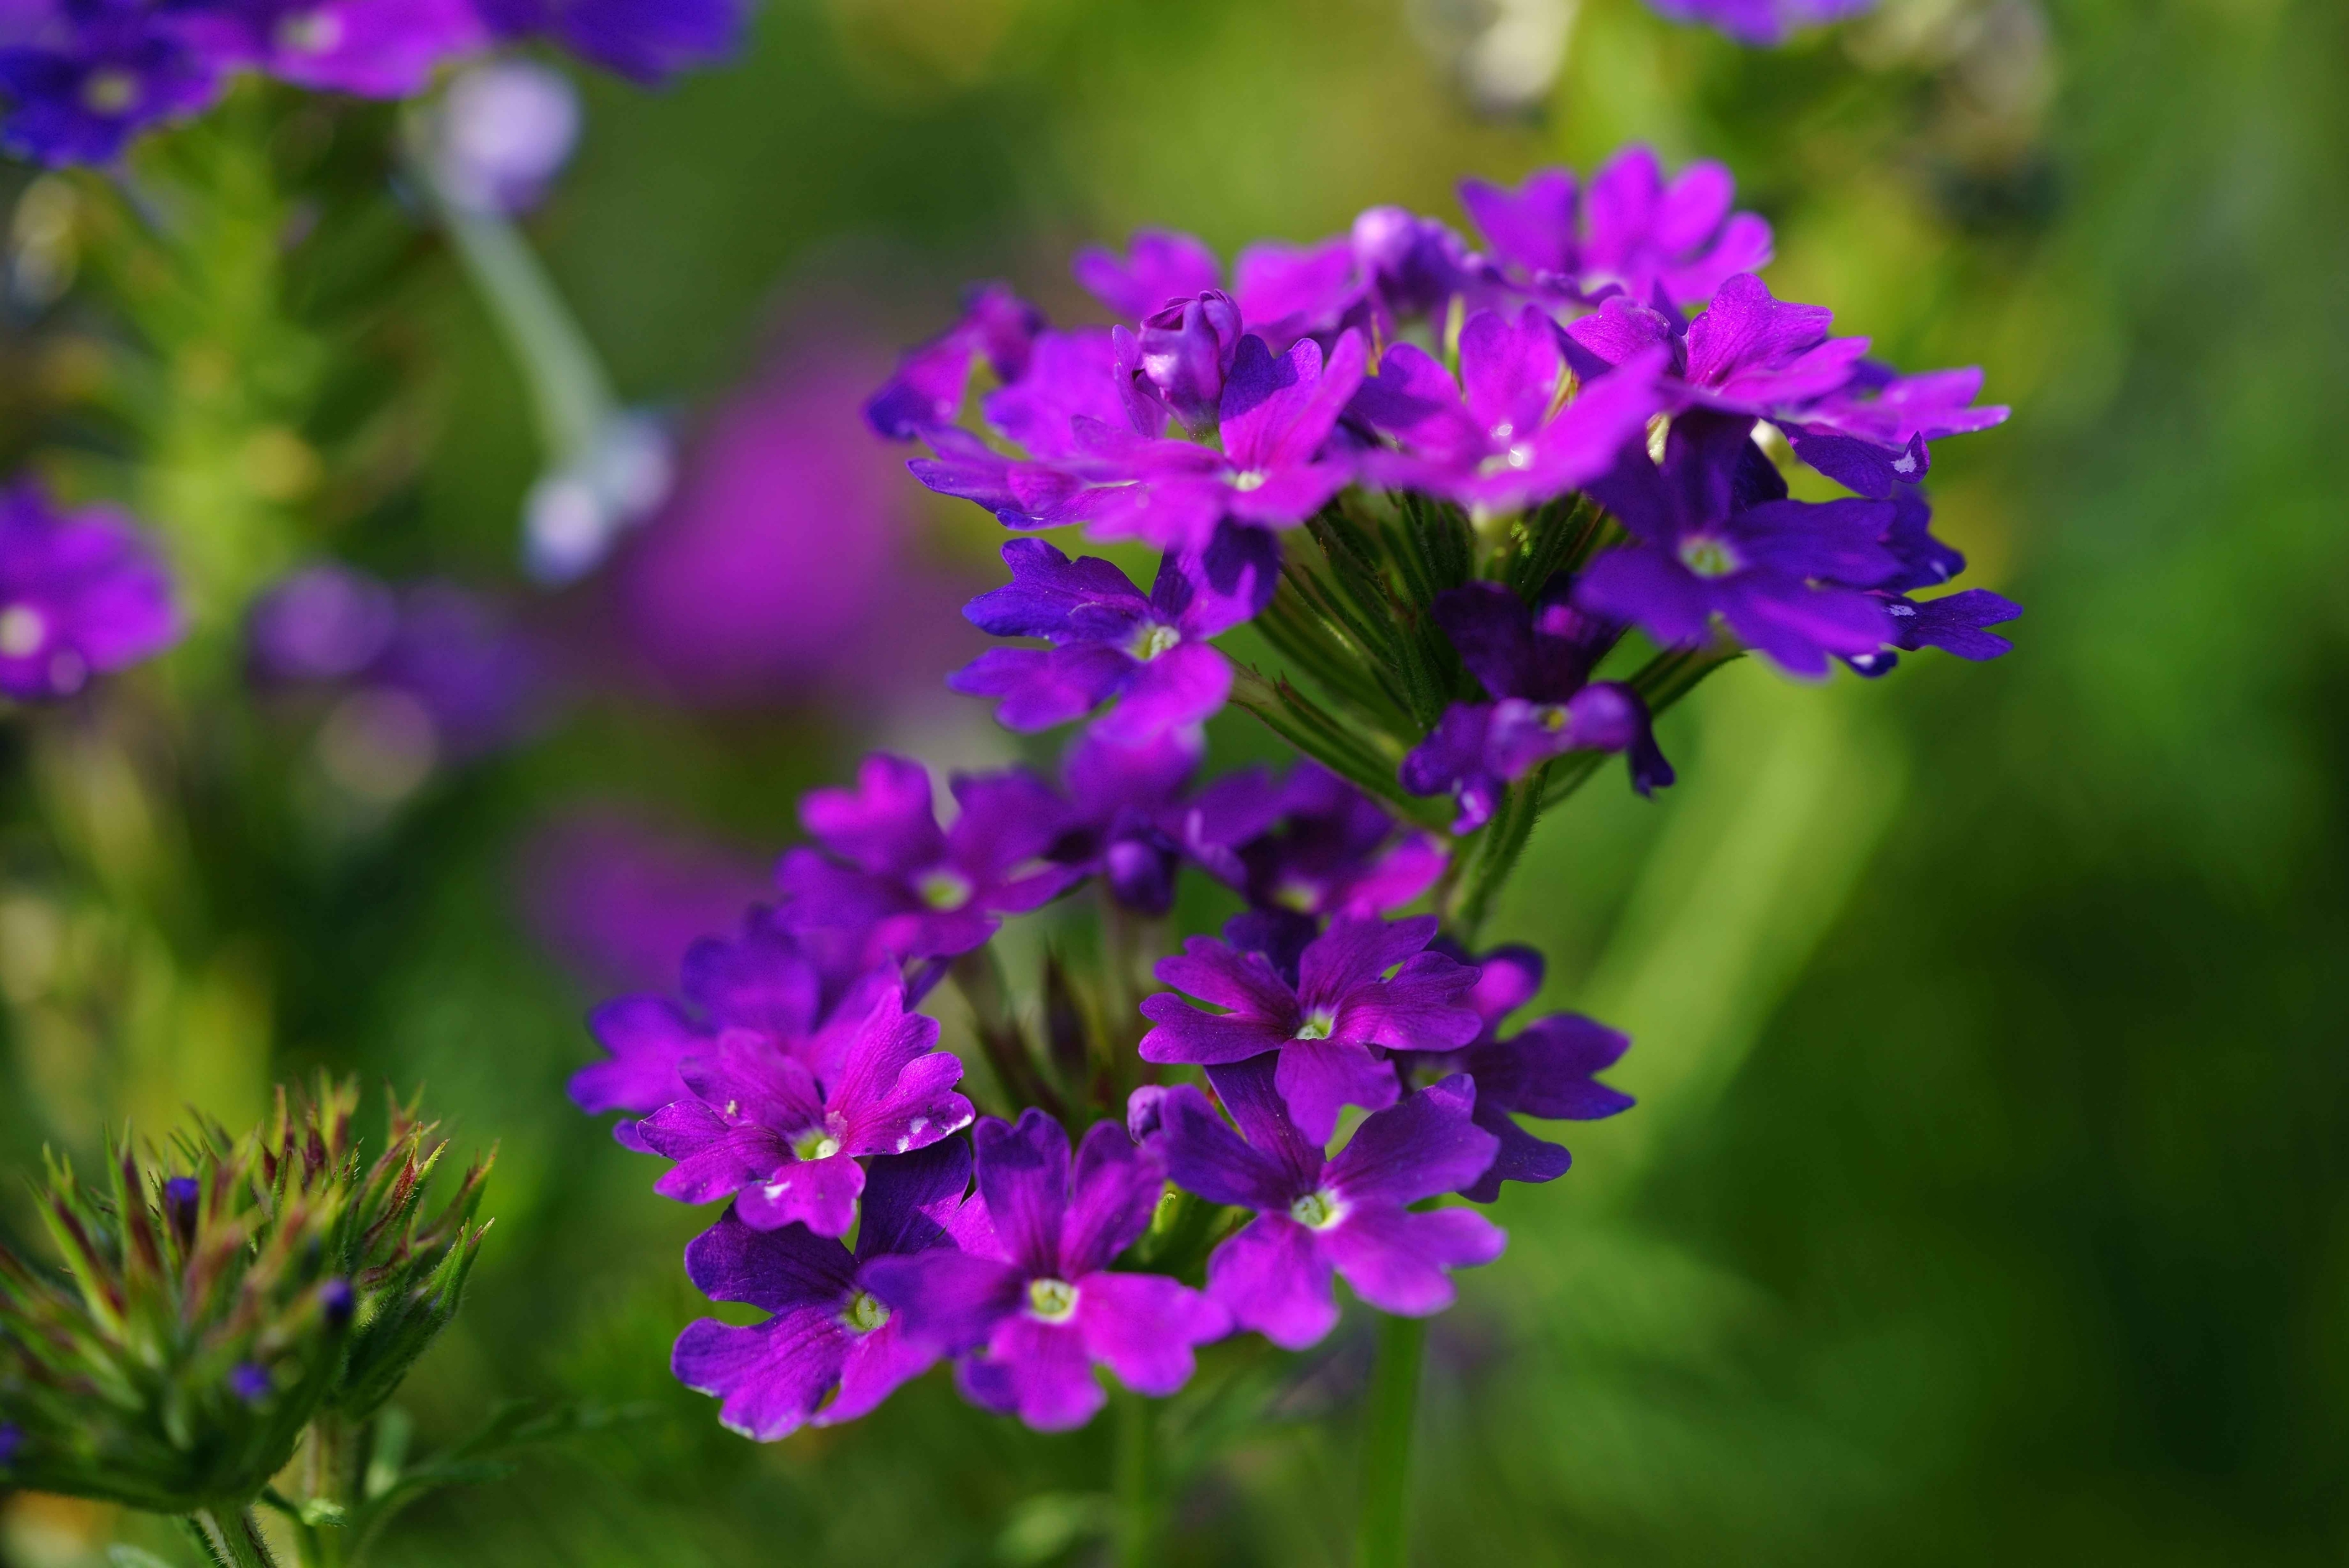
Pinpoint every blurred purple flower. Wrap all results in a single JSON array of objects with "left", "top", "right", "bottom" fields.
[
  {"left": 520, "top": 807, "right": 769, "bottom": 996},
  {"left": 0, "top": 7, "right": 222, "bottom": 166},
  {"left": 1071, "top": 229, "right": 1222, "bottom": 320},
  {"left": 865, "top": 282, "right": 1045, "bottom": 439},
  {"left": 1643, "top": 0, "right": 1879, "bottom": 48},
  {"left": 0, "top": 481, "right": 179, "bottom": 701},
  {"left": 1462, "top": 148, "right": 1773, "bottom": 310},
  {"left": 475, "top": 0, "right": 749, "bottom": 84}
]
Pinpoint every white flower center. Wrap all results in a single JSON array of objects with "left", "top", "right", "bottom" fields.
[
  {"left": 917, "top": 867, "right": 973, "bottom": 911},
  {"left": 791, "top": 1127, "right": 842, "bottom": 1162},
  {"left": 841, "top": 1291, "right": 889, "bottom": 1334},
  {"left": 0, "top": 605, "right": 49, "bottom": 658},
  {"left": 1129, "top": 623, "right": 1182, "bottom": 661},
  {"left": 1293, "top": 1008, "right": 1336, "bottom": 1042},
  {"left": 274, "top": 9, "right": 345, "bottom": 54},
  {"left": 81, "top": 70, "right": 142, "bottom": 117},
  {"left": 1288, "top": 1189, "right": 1344, "bottom": 1230},
  {"left": 1230, "top": 470, "right": 1269, "bottom": 492},
  {"left": 1026, "top": 1277, "right": 1079, "bottom": 1323},
  {"left": 1677, "top": 534, "right": 1742, "bottom": 579}
]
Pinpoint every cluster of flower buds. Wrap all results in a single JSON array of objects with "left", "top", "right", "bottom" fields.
[
  {"left": 0, "top": 0, "right": 750, "bottom": 166},
  {"left": 571, "top": 143, "right": 2017, "bottom": 1437},
  {"left": 0, "top": 1078, "right": 491, "bottom": 1515}
]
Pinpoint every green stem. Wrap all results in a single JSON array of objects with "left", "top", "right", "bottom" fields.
[
  {"left": 192, "top": 1507, "right": 282, "bottom": 1568},
  {"left": 1355, "top": 1313, "right": 1427, "bottom": 1568},
  {"left": 1114, "top": 1387, "right": 1161, "bottom": 1568}
]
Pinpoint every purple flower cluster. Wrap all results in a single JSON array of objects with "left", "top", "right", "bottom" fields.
[
  {"left": 570, "top": 145, "right": 2015, "bottom": 1444},
  {"left": 0, "top": 0, "right": 745, "bottom": 165},
  {"left": 0, "top": 481, "right": 179, "bottom": 702}
]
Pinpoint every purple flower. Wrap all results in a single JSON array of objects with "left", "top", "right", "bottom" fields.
[
  {"left": 671, "top": 1138, "right": 971, "bottom": 1440},
  {"left": 863, "top": 1111, "right": 1228, "bottom": 1431},
  {"left": 1053, "top": 727, "right": 1288, "bottom": 918},
  {"left": 865, "top": 283, "right": 1046, "bottom": 440},
  {"left": 1400, "top": 579, "right": 1672, "bottom": 830},
  {"left": 1140, "top": 915, "right": 1483, "bottom": 1142},
  {"left": 1576, "top": 412, "right": 1899, "bottom": 677},
  {"left": 0, "top": 7, "right": 223, "bottom": 166},
  {"left": 1461, "top": 149, "right": 1773, "bottom": 311},
  {"left": 1643, "top": 0, "right": 1879, "bottom": 48},
  {"left": 520, "top": 808, "right": 769, "bottom": 996},
  {"left": 1124, "top": 289, "right": 1243, "bottom": 434},
  {"left": 0, "top": 482, "right": 179, "bottom": 701},
  {"left": 1001, "top": 330, "right": 1367, "bottom": 552},
  {"left": 1846, "top": 587, "right": 2023, "bottom": 677},
  {"left": 1351, "top": 306, "right": 1667, "bottom": 513},
  {"left": 1565, "top": 273, "right": 1870, "bottom": 423},
  {"left": 1780, "top": 362, "right": 2009, "bottom": 496},
  {"left": 227, "top": 1363, "right": 271, "bottom": 1402},
  {"left": 1212, "top": 764, "right": 1447, "bottom": 947},
  {"left": 776, "top": 754, "right": 1082, "bottom": 960},
  {"left": 638, "top": 981, "right": 975, "bottom": 1236},
  {"left": 978, "top": 327, "right": 1149, "bottom": 460},
  {"left": 1143, "top": 1058, "right": 1505, "bottom": 1347},
  {"left": 1398, "top": 945, "right": 1632, "bottom": 1201},
  {"left": 566, "top": 902, "right": 867, "bottom": 1120},
  {"left": 475, "top": 0, "right": 748, "bottom": 84},
  {"left": 1230, "top": 236, "right": 1361, "bottom": 351},
  {"left": 949, "top": 523, "right": 1278, "bottom": 743},
  {"left": 178, "top": 0, "right": 486, "bottom": 97},
  {"left": 1071, "top": 229, "right": 1222, "bottom": 320},
  {"left": 1348, "top": 205, "right": 1482, "bottom": 324}
]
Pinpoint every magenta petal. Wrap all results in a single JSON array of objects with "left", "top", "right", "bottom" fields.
[
  {"left": 1150, "top": 1082, "right": 1301, "bottom": 1212},
  {"left": 816, "top": 1316, "right": 939, "bottom": 1426},
  {"left": 1138, "top": 996, "right": 1295, "bottom": 1066},
  {"left": 1325, "top": 1074, "right": 1500, "bottom": 1206},
  {"left": 1206, "top": 1214, "right": 1340, "bottom": 1350},
  {"left": 571, "top": 995, "right": 706, "bottom": 1114},
  {"left": 1298, "top": 914, "right": 1440, "bottom": 1006},
  {"left": 1059, "top": 1119, "right": 1166, "bottom": 1278},
  {"left": 671, "top": 1310, "right": 847, "bottom": 1442},
  {"left": 1153, "top": 935, "right": 1299, "bottom": 1021},
  {"left": 1332, "top": 951, "right": 1484, "bottom": 1053},
  {"left": 732, "top": 1149, "right": 867, "bottom": 1237},
  {"left": 973, "top": 1109, "right": 1071, "bottom": 1275},
  {"left": 1274, "top": 1038, "right": 1401, "bottom": 1144},
  {"left": 1320, "top": 1203, "right": 1506, "bottom": 1316},
  {"left": 863, "top": 1249, "right": 1026, "bottom": 1353},
  {"left": 1092, "top": 640, "right": 1230, "bottom": 743},
  {"left": 948, "top": 645, "right": 1133, "bottom": 731},
  {"left": 1076, "top": 1271, "right": 1229, "bottom": 1395},
  {"left": 683, "top": 1207, "right": 857, "bottom": 1310},
  {"left": 801, "top": 754, "right": 944, "bottom": 877},
  {"left": 963, "top": 1316, "right": 1103, "bottom": 1431}
]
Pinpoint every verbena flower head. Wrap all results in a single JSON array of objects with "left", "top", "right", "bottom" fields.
[
  {"left": 635, "top": 979, "right": 974, "bottom": 1236},
  {"left": 1140, "top": 1058, "right": 1505, "bottom": 1348},
  {"left": 1397, "top": 944, "right": 1633, "bottom": 1201},
  {"left": 1402, "top": 577, "right": 1674, "bottom": 831},
  {"left": 951, "top": 523, "right": 1278, "bottom": 743},
  {"left": 863, "top": 1111, "right": 1228, "bottom": 1432},
  {"left": 0, "top": 1079, "right": 489, "bottom": 1510},
  {"left": 1140, "top": 915, "right": 1483, "bottom": 1142},
  {"left": 0, "top": 482, "right": 179, "bottom": 701},
  {"left": 671, "top": 1139, "right": 971, "bottom": 1440}
]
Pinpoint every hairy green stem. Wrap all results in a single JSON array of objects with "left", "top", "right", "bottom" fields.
[
  {"left": 1355, "top": 1312, "right": 1427, "bottom": 1568},
  {"left": 1115, "top": 1387, "right": 1161, "bottom": 1568},
  {"left": 192, "top": 1507, "right": 282, "bottom": 1568}
]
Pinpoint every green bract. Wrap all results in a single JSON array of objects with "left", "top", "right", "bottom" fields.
[{"left": 0, "top": 1078, "right": 491, "bottom": 1514}]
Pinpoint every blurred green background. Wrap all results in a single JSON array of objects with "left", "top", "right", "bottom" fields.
[{"left": 5, "top": 0, "right": 2348, "bottom": 1561}]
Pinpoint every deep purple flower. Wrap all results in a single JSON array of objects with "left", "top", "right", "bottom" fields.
[
  {"left": 1400, "top": 579, "right": 1672, "bottom": 830},
  {"left": 1209, "top": 764, "right": 1447, "bottom": 952},
  {"left": 671, "top": 1138, "right": 971, "bottom": 1440},
  {"left": 1576, "top": 412, "right": 1898, "bottom": 677},
  {"left": 176, "top": 0, "right": 486, "bottom": 97},
  {"left": 0, "top": 482, "right": 179, "bottom": 701},
  {"left": 776, "top": 754, "right": 1082, "bottom": 960},
  {"left": 566, "top": 903, "right": 867, "bottom": 1120},
  {"left": 1143, "top": 1058, "right": 1504, "bottom": 1347},
  {"left": 863, "top": 1111, "right": 1227, "bottom": 1432},
  {"left": 1846, "top": 588, "right": 2023, "bottom": 677},
  {"left": 1398, "top": 944, "right": 1633, "bottom": 1202},
  {"left": 1140, "top": 915, "right": 1482, "bottom": 1142},
  {"left": 999, "top": 331, "right": 1367, "bottom": 553},
  {"left": 1461, "top": 148, "right": 1773, "bottom": 310},
  {"left": 1565, "top": 273, "right": 1869, "bottom": 424},
  {"left": 1780, "top": 362, "right": 2010, "bottom": 495},
  {"left": 0, "top": 8, "right": 223, "bottom": 166},
  {"left": 637, "top": 982, "right": 975, "bottom": 1236},
  {"left": 475, "top": 0, "right": 748, "bottom": 83},
  {"left": 949, "top": 523, "right": 1278, "bottom": 743},
  {"left": 865, "top": 283, "right": 1046, "bottom": 440},
  {"left": 1230, "top": 236, "right": 1361, "bottom": 351},
  {"left": 1122, "top": 288, "right": 1245, "bottom": 435},
  {"left": 1349, "top": 205, "right": 1482, "bottom": 323},
  {"left": 1351, "top": 306, "right": 1667, "bottom": 512},
  {"left": 1643, "top": 0, "right": 1879, "bottom": 48},
  {"left": 1071, "top": 229, "right": 1223, "bottom": 321},
  {"left": 318, "top": 1276, "right": 356, "bottom": 1326},
  {"left": 977, "top": 327, "right": 1148, "bottom": 461}
]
